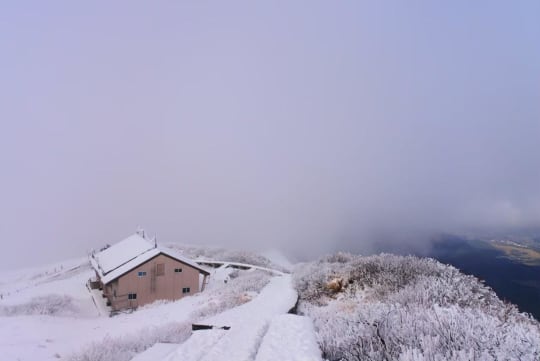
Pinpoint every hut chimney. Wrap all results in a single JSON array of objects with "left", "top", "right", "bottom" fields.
[{"left": 136, "top": 226, "right": 145, "bottom": 239}]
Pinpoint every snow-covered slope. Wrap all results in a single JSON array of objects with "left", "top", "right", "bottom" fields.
[
  {"left": 4, "top": 249, "right": 539, "bottom": 361},
  {"left": 0, "top": 250, "right": 319, "bottom": 361}
]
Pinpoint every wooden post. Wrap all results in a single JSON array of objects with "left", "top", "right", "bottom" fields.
[{"left": 201, "top": 274, "right": 208, "bottom": 292}]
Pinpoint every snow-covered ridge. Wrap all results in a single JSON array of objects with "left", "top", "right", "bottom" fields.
[{"left": 2, "top": 248, "right": 539, "bottom": 361}]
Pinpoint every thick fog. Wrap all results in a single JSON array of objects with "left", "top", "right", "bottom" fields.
[{"left": 1, "top": 2, "right": 539, "bottom": 268}]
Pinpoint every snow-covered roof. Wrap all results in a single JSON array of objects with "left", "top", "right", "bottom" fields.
[
  {"left": 94, "top": 234, "right": 155, "bottom": 275},
  {"left": 91, "top": 233, "right": 210, "bottom": 284},
  {"left": 100, "top": 247, "right": 161, "bottom": 284}
]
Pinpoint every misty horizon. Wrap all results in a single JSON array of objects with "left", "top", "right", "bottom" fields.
[{"left": 1, "top": 1, "right": 539, "bottom": 270}]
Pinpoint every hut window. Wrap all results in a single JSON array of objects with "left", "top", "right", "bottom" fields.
[
  {"left": 174, "top": 268, "right": 182, "bottom": 273},
  {"left": 138, "top": 271, "right": 147, "bottom": 277},
  {"left": 128, "top": 293, "right": 137, "bottom": 300},
  {"left": 182, "top": 287, "right": 190, "bottom": 294},
  {"left": 156, "top": 263, "right": 165, "bottom": 276}
]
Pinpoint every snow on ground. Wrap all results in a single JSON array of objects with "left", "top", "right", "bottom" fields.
[
  {"left": 0, "top": 257, "right": 98, "bottom": 317},
  {"left": 0, "top": 255, "right": 322, "bottom": 361},
  {"left": 130, "top": 343, "right": 178, "bottom": 361},
  {"left": 0, "top": 283, "right": 209, "bottom": 360},
  {"left": 255, "top": 314, "right": 322, "bottom": 361},
  {"left": 157, "top": 274, "right": 311, "bottom": 361},
  {"left": 0, "top": 259, "right": 261, "bottom": 360},
  {"left": 132, "top": 280, "right": 322, "bottom": 361},
  {"left": 0, "top": 257, "right": 91, "bottom": 304},
  {"left": 203, "top": 264, "right": 235, "bottom": 289}
]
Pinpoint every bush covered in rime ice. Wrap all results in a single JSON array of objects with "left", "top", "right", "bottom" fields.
[
  {"left": 293, "top": 253, "right": 540, "bottom": 361},
  {"left": 68, "top": 270, "right": 271, "bottom": 361},
  {"left": 0, "top": 294, "right": 78, "bottom": 316}
]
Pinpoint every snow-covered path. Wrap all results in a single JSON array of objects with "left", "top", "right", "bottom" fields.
[
  {"left": 255, "top": 314, "right": 322, "bottom": 361},
  {"left": 159, "top": 274, "right": 302, "bottom": 361}
]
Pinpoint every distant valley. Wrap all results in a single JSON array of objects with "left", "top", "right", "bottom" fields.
[{"left": 426, "top": 235, "right": 540, "bottom": 321}]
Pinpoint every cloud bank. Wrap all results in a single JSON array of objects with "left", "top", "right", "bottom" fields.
[{"left": 1, "top": 1, "right": 539, "bottom": 267}]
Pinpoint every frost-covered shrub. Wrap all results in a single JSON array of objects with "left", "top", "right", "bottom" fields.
[
  {"left": 322, "top": 252, "right": 355, "bottom": 264},
  {"left": 190, "top": 269, "right": 271, "bottom": 320},
  {"left": 228, "top": 269, "right": 240, "bottom": 279},
  {"left": 306, "top": 301, "right": 540, "bottom": 361},
  {"left": 0, "top": 294, "right": 77, "bottom": 316},
  {"left": 225, "top": 269, "right": 271, "bottom": 293},
  {"left": 69, "top": 321, "right": 192, "bottom": 361},
  {"left": 294, "top": 253, "right": 540, "bottom": 361}
]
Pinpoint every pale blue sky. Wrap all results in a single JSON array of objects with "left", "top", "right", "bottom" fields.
[{"left": 1, "top": 1, "right": 539, "bottom": 268}]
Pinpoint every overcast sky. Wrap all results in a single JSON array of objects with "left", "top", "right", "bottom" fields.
[{"left": 1, "top": 1, "right": 539, "bottom": 269}]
